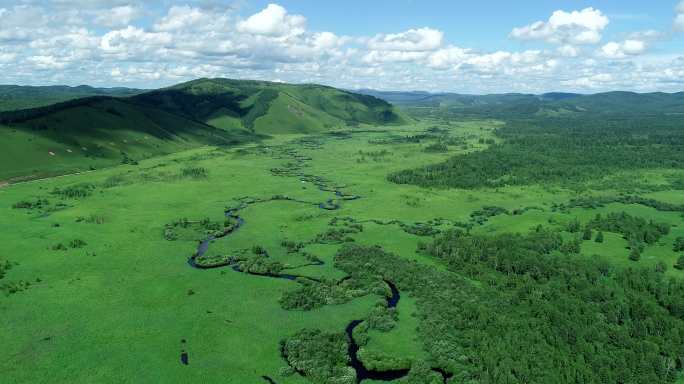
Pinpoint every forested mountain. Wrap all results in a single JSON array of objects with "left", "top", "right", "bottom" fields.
[
  {"left": 0, "top": 78, "right": 405, "bottom": 182},
  {"left": 0, "top": 85, "right": 143, "bottom": 112}
]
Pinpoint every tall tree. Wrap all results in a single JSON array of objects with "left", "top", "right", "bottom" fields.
[{"left": 595, "top": 231, "right": 604, "bottom": 243}]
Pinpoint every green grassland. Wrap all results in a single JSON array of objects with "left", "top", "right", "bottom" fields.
[{"left": 1, "top": 108, "right": 683, "bottom": 384}]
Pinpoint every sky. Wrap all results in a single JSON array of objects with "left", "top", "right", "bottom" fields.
[{"left": 1, "top": 0, "right": 684, "bottom": 93}]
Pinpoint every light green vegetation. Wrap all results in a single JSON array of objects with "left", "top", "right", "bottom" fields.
[
  {"left": 1, "top": 112, "right": 683, "bottom": 383},
  {"left": 358, "top": 295, "right": 426, "bottom": 370}
]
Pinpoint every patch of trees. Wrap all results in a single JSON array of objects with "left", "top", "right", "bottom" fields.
[
  {"left": 0, "top": 259, "right": 12, "bottom": 280},
  {"left": 120, "top": 152, "right": 138, "bottom": 165},
  {"left": 235, "top": 251, "right": 284, "bottom": 275},
  {"left": 356, "top": 149, "right": 392, "bottom": 163},
  {"left": 280, "top": 329, "right": 355, "bottom": 384},
  {"left": 51, "top": 239, "right": 87, "bottom": 251},
  {"left": 369, "top": 134, "right": 427, "bottom": 145},
  {"left": 588, "top": 212, "right": 670, "bottom": 249},
  {"left": 675, "top": 256, "right": 684, "bottom": 270},
  {"left": 12, "top": 198, "right": 49, "bottom": 210},
  {"left": 75, "top": 214, "right": 105, "bottom": 224},
  {"left": 51, "top": 183, "right": 95, "bottom": 199},
  {"left": 281, "top": 240, "right": 305, "bottom": 254},
  {"left": 279, "top": 278, "right": 370, "bottom": 311},
  {"left": 1, "top": 279, "right": 33, "bottom": 296},
  {"left": 470, "top": 206, "right": 509, "bottom": 225},
  {"left": 331, "top": 228, "right": 684, "bottom": 383},
  {"left": 0, "top": 260, "right": 36, "bottom": 296},
  {"left": 179, "top": 167, "right": 208, "bottom": 179},
  {"left": 69, "top": 239, "right": 87, "bottom": 249},
  {"left": 423, "top": 142, "right": 448, "bottom": 153},
  {"left": 314, "top": 218, "right": 363, "bottom": 244},
  {"left": 674, "top": 237, "right": 684, "bottom": 252},
  {"left": 557, "top": 195, "right": 684, "bottom": 213},
  {"left": 362, "top": 303, "right": 398, "bottom": 332},
  {"left": 400, "top": 222, "right": 441, "bottom": 237},
  {"left": 163, "top": 217, "right": 236, "bottom": 241}
]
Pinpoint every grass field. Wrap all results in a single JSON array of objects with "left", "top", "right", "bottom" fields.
[{"left": 1, "top": 116, "right": 683, "bottom": 383}]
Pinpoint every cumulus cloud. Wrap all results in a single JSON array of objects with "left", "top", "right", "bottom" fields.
[
  {"left": 510, "top": 7, "right": 609, "bottom": 45},
  {"left": 361, "top": 27, "right": 444, "bottom": 64},
  {"left": 153, "top": 5, "right": 227, "bottom": 32},
  {"left": 562, "top": 73, "right": 613, "bottom": 89},
  {"left": 600, "top": 40, "right": 647, "bottom": 59},
  {"left": 100, "top": 26, "right": 172, "bottom": 56},
  {"left": 237, "top": 3, "right": 306, "bottom": 37},
  {"left": 427, "top": 46, "right": 472, "bottom": 69},
  {"left": 368, "top": 28, "right": 443, "bottom": 51}
]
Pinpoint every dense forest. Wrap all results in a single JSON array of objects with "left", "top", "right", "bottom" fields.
[
  {"left": 389, "top": 115, "right": 684, "bottom": 189},
  {"left": 285, "top": 228, "right": 684, "bottom": 383}
]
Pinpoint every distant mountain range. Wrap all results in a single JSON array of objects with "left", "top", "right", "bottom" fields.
[
  {"left": 0, "top": 85, "right": 143, "bottom": 112},
  {"left": 0, "top": 78, "right": 406, "bottom": 182},
  {"left": 355, "top": 89, "right": 684, "bottom": 116}
]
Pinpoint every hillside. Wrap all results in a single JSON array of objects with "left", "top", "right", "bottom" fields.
[
  {"left": 0, "top": 85, "right": 143, "bottom": 112},
  {"left": 147, "top": 78, "right": 407, "bottom": 134},
  {"left": 0, "top": 78, "right": 406, "bottom": 182}
]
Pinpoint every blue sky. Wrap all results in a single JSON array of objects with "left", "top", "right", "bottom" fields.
[
  {"left": 1, "top": 0, "right": 683, "bottom": 93},
  {"left": 252, "top": 1, "right": 669, "bottom": 44}
]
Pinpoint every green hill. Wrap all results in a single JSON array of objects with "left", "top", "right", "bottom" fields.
[
  {"left": 139, "top": 78, "right": 407, "bottom": 134},
  {"left": 0, "top": 78, "right": 405, "bottom": 182}
]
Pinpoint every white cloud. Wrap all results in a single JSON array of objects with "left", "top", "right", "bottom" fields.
[
  {"left": 100, "top": 26, "right": 172, "bottom": 56},
  {"left": 153, "top": 5, "right": 227, "bottom": 32},
  {"left": 237, "top": 3, "right": 306, "bottom": 37},
  {"left": 427, "top": 46, "right": 472, "bottom": 69},
  {"left": 600, "top": 39, "right": 646, "bottom": 58},
  {"left": 562, "top": 73, "right": 613, "bottom": 89},
  {"left": 311, "top": 32, "right": 345, "bottom": 49},
  {"left": 557, "top": 45, "right": 580, "bottom": 57},
  {"left": 0, "top": 52, "right": 17, "bottom": 63},
  {"left": 510, "top": 7, "right": 609, "bottom": 45},
  {"left": 93, "top": 5, "right": 141, "bottom": 28},
  {"left": 27, "top": 55, "right": 68, "bottom": 70},
  {"left": 675, "top": 1, "right": 684, "bottom": 31},
  {"left": 368, "top": 27, "right": 443, "bottom": 51},
  {"left": 363, "top": 50, "right": 428, "bottom": 64},
  {"left": 627, "top": 29, "right": 663, "bottom": 41}
]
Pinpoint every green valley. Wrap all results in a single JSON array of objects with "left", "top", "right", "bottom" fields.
[{"left": 1, "top": 81, "right": 683, "bottom": 384}]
